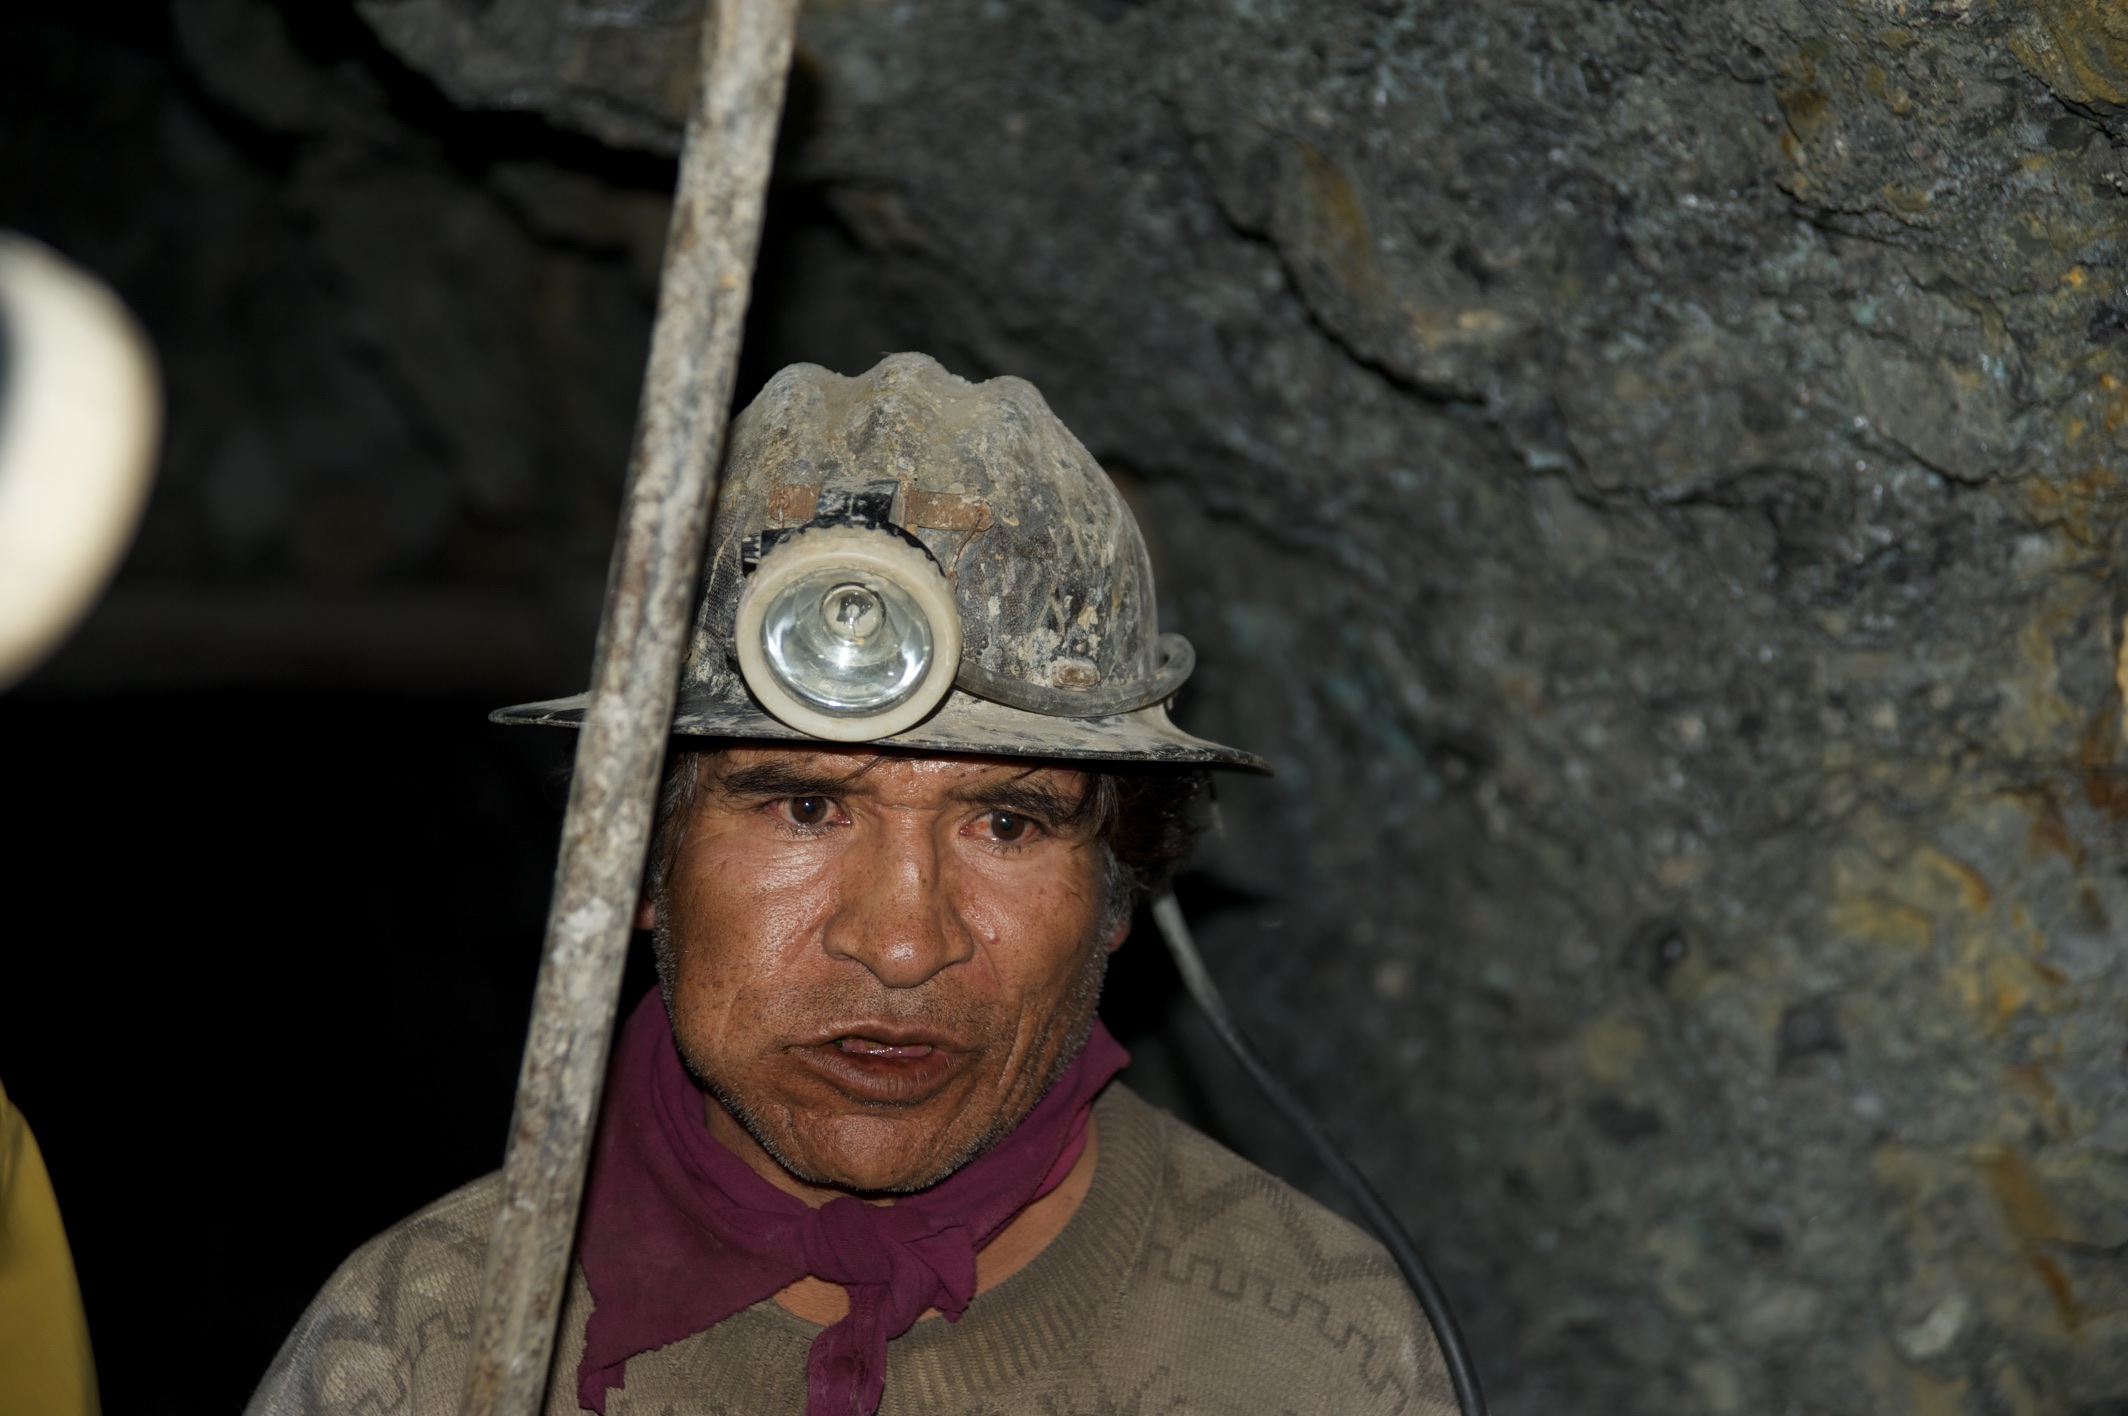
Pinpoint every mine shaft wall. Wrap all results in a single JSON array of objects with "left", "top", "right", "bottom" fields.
[{"left": 15, "top": 1, "right": 2128, "bottom": 1411}]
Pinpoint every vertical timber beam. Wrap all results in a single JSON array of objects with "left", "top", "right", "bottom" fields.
[{"left": 456, "top": 3, "right": 799, "bottom": 1413}]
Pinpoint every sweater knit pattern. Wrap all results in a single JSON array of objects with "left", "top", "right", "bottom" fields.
[{"left": 245, "top": 1087, "right": 1459, "bottom": 1416}]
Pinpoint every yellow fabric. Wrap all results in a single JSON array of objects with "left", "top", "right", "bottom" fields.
[{"left": 0, "top": 1082, "right": 99, "bottom": 1416}]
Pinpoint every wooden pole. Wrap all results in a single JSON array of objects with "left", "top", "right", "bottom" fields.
[{"left": 456, "top": 3, "right": 799, "bottom": 1412}]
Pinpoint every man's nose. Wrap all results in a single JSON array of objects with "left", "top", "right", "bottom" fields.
[{"left": 820, "top": 819, "right": 974, "bottom": 988}]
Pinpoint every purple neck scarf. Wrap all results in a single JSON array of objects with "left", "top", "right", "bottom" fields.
[{"left": 575, "top": 991, "right": 1128, "bottom": 1416}]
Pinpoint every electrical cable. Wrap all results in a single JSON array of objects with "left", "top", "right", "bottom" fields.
[{"left": 1151, "top": 891, "right": 1488, "bottom": 1416}]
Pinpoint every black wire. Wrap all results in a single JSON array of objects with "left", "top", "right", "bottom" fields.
[{"left": 1151, "top": 892, "right": 1487, "bottom": 1416}]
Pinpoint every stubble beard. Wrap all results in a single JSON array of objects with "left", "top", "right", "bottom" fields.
[{"left": 657, "top": 911, "right": 1113, "bottom": 1196}]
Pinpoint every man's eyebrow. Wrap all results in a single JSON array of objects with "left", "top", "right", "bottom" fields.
[
  {"left": 712, "top": 760, "right": 877, "bottom": 800},
  {"left": 946, "top": 775, "right": 1086, "bottom": 821}
]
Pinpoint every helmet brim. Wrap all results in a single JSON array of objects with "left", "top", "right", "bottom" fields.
[{"left": 491, "top": 680, "right": 1270, "bottom": 773}]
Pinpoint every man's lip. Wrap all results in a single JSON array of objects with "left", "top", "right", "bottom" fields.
[
  {"left": 834, "top": 1038, "right": 935, "bottom": 1059},
  {"left": 786, "top": 1025, "right": 967, "bottom": 1102},
  {"left": 792, "top": 1023, "right": 963, "bottom": 1053}
]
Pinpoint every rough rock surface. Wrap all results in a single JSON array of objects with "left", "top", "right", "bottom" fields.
[
  {"left": 367, "top": 3, "right": 2128, "bottom": 1411},
  {"left": 12, "top": 1, "right": 2128, "bottom": 1412}
]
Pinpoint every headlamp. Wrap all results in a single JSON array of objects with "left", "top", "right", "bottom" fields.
[{"left": 733, "top": 523, "right": 962, "bottom": 741}]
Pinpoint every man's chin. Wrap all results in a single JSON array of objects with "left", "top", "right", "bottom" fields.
[
  {"left": 765, "top": 1111, "right": 986, "bottom": 1195},
  {"left": 699, "top": 1064, "right": 997, "bottom": 1194}
]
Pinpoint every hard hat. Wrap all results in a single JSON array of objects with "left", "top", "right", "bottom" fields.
[{"left": 494, "top": 353, "right": 1266, "bottom": 772}]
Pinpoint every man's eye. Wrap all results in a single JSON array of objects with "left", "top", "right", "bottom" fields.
[
  {"left": 985, "top": 810, "right": 1034, "bottom": 843},
  {"left": 786, "top": 797, "right": 832, "bottom": 827}
]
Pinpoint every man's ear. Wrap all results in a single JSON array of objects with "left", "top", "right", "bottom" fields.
[
  {"left": 635, "top": 896, "right": 658, "bottom": 931},
  {"left": 1104, "top": 915, "right": 1131, "bottom": 952}
]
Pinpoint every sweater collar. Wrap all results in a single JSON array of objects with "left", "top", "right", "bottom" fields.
[{"left": 732, "top": 1084, "right": 1168, "bottom": 1409}]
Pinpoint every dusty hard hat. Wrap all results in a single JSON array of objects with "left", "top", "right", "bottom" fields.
[{"left": 494, "top": 353, "right": 1266, "bottom": 772}]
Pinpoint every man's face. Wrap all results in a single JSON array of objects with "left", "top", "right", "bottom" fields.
[{"left": 653, "top": 746, "right": 1122, "bottom": 1194}]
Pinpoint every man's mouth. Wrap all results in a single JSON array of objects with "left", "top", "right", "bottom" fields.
[
  {"left": 836, "top": 1036, "right": 935, "bottom": 1059},
  {"left": 793, "top": 1028, "right": 963, "bottom": 1102}
]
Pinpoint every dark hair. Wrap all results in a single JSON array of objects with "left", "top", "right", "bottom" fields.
[
  {"left": 645, "top": 743, "right": 1209, "bottom": 924},
  {"left": 1076, "top": 767, "right": 1213, "bottom": 917}
]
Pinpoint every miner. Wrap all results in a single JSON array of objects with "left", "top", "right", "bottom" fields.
[{"left": 247, "top": 354, "right": 1457, "bottom": 1416}]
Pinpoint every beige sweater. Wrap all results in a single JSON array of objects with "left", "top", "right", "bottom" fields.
[{"left": 245, "top": 1086, "right": 1459, "bottom": 1416}]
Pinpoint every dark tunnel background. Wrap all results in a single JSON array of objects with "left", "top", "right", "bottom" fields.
[
  {"left": 1, "top": 694, "right": 570, "bottom": 1415},
  {"left": 10, "top": 1, "right": 2128, "bottom": 1413}
]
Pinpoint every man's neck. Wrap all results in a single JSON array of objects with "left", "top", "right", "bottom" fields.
[{"left": 698, "top": 1091, "right": 1101, "bottom": 1324}]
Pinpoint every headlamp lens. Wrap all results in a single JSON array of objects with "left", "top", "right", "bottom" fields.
[{"left": 760, "top": 565, "right": 934, "bottom": 715}]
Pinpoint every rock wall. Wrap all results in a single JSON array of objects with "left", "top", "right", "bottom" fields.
[{"left": 17, "top": 2, "right": 2128, "bottom": 1412}]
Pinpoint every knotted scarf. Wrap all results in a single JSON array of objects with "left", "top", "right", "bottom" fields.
[{"left": 575, "top": 990, "right": 1128, "bottom": 1416}]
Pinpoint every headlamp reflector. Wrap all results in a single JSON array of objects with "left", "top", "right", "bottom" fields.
[
  {"left": 734, "top": 524, "right": 962, "bottom": 742},
  {"left": 761, "top": 568, "right": 931, "bottom": 714}
]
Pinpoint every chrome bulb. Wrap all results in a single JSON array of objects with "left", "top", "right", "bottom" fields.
[{"left": 824, "top": 583, "right": 883, "bottom": 641}]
